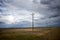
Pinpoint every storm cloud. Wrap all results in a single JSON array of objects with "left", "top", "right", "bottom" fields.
[{"left": 0, "top": 0, "right": 60, "bottom": 28}]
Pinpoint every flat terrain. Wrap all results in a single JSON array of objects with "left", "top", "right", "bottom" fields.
[{"left": 0, "top": 27, "right": 60, "bottom": 40}]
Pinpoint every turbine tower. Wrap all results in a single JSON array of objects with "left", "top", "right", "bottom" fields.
[{"left": 32, "top": 13, "right": 34, "bottom": 31}]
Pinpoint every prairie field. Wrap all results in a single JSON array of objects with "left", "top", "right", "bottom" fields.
[{"left": 0, "top": 27, "right": 60, "bottom": 40}]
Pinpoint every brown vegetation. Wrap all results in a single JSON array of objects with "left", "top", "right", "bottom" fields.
[{"left": 0, "top": 27, "right": 60, "bottom": 40}]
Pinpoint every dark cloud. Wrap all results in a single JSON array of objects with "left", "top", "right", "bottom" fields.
[
  {"left": 0, "top": 9, "right": 2, "bottom": 12},
  {"left": 0, "top": 21, "right": 32, "bottom": 28},
  {"left": 49, "top": 14, "right": 60, "bottom": 18},
  {"left": 0, "top": 22, "right": 5, "bottom": 24},
  {"left": 0, "top": 0, "right": 6, "bottom": 7},
  {"left": 0, "top": 0, "right": 60, "bottom": 28},
  {"left": 40, "top": 0, "right": 60, "bottom": 18},
  {"left": 0, "top": 0, "right": 7, "bottom": 13}
]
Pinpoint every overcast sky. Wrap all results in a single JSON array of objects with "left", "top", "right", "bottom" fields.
[{"left": 0, "top": 0, "right": 60, "bottom": 28}]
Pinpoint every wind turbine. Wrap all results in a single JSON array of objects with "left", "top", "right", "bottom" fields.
[{"left": 32, "top": 13, "right": 34, "bottom": 31}]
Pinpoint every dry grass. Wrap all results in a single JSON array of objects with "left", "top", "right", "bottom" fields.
[{"left": 0, "top": 27, "right": 60, "bottom": 40}]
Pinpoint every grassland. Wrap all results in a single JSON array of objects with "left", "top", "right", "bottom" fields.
[{"left": 0, "top": 27, "right": 60, "bottom": 40}]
